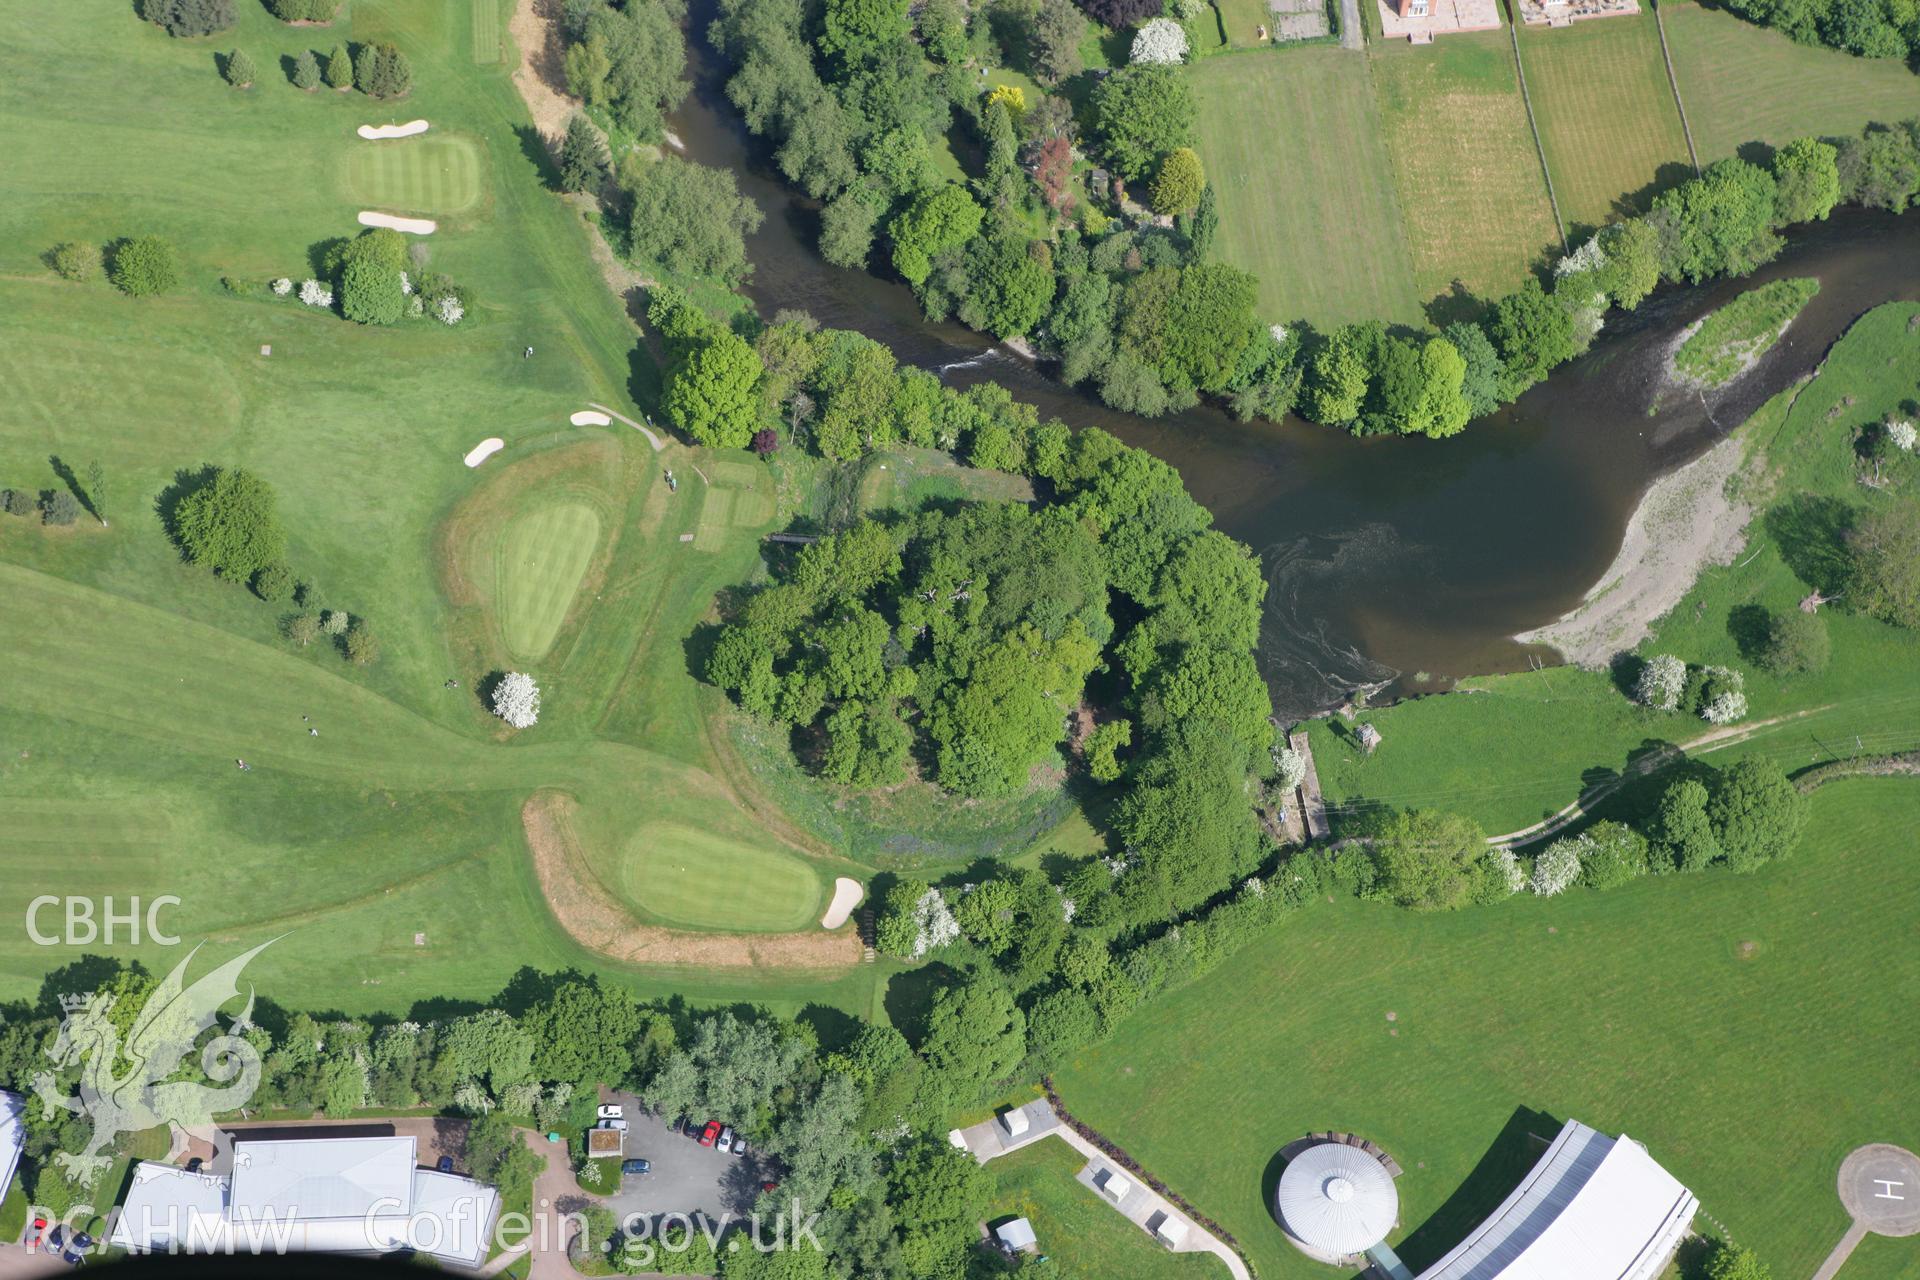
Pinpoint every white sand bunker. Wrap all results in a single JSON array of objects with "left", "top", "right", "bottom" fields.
[
  {"left": 570, "top": 410, "right": 613, "bottom": 427},
  {"left": 358, "top": 211, "right": 437, "bottom": 235},
  {"left": 819, "top": 877, "right": 864, "bottom": 930},
  {"left": 464, "top": 438, "right": 504, "bottom": 468},
  {"left": 358, "top": 120, "right": 430, "bottom": 140}
]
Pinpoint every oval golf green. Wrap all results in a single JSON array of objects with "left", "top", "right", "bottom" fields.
[
  {"left": 343, "top": 134, "right": 484, "bottom": 215},
  {"left": 621, "top": 826, "right": 824, "bottom": 932},
  {"left": 497, "top": 500, "right": 601, "bottom": 661}
]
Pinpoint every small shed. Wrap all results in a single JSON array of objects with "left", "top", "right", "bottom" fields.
[
  {"left": 586, "top": 1125, "right": 625, "bottom": 1158},
  {"left": 1357, "top": 723, "right": 1382, "bottom": 754},
  {"left": 1094, "top": 1167, "right": 1131, "bottom": 1201},
  {"left": 995, "top": 1218, "right": 1038, "bottom": 1254},
  {"left": 999, "top": 1108, "right": 1029, "bottom": 1139},
  {"left": 1148, "top": 1210, "right": 1188, "bottom": 1248}
]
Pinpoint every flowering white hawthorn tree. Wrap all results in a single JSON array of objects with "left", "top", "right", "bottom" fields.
[
  {"left": 1888, "top": 418, "right": 1917, "bottom": 452},
  {"left": 298, "top": 278, "right": 332, "bottom": 308},
  {"left": 437, "top": 295, "right": 465, "bottom": 325},
  {"left": 1131, "top": 17, "right": 1188, "bottom": 64},
  {"left": 399, "top": 270, "right": 414, "bottom": 296},
  {"left": 1273, "top": 745, "right": 1308, "bottom": 794},
  {"left": 1491, "top": 846, "right": 1526, "bottom": 895},
  {"left": 1531, "top": 838, "right": 1582, "bottom": 896},
  {"left": 1702, "top": 690, "right": 1749, "bottom": 724},
  {"left": 1634, "top": 654, "right": 1686, "bottom": 710},
  {"left": 271, "top": 277, "right": 293, "bottom": 296},
  {"left": 491, "top": 671, "right": 541, "bottom": 728},
  {"left": 907, "top": 887, "right": 961, "bottom": 958}
]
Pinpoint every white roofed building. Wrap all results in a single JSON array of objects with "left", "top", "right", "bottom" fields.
[
  {"left": 111, "top": 1133, "right": 499, "bottom": 1270},
  {"left": 1413, "top": 1119, "right": 1696, "bottom": 1280},
  {"left": 1276, "top": 1140, "right": 1400, "bottom": 1261},
  {"left": 0, "top": 1091, "right": 26, "bottom": 1206}
]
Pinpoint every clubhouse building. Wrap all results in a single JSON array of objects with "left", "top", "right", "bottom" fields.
[{"left": 110, "top": 1133, "right": 499, "bottom": 1270}]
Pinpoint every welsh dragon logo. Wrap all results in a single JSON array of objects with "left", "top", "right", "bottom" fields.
[{"left": 32, "top": 941, "right": 273, "bottom": 1184}]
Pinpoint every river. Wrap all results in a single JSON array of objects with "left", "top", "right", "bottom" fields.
[{"left": 667, "top": 30, "right": 1920, "bottom": 718}]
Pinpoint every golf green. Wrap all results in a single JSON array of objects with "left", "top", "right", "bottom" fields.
[
  {"left": 343, "top": 133, "right": 484, "bottom": 215},
  {"left": 620, "top": 825, "right": 825, "bottom": 933},
  {"left": 496, "top": 499, "right": 601, "bottom": 661}
]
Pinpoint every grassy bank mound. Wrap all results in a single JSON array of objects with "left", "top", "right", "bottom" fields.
[{"left": 1674, "top": 276, "right": 1819, "bottom": 387}]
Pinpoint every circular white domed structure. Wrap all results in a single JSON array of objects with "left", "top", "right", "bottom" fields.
[{"left": 1275, "top": 1142, "right": 1398, "bottom": 1260}]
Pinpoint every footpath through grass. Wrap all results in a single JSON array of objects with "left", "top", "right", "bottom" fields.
[
  {"left": 1674, "top": 277, "right": 1819, "bottom": 388},
  {"left": 1662, "top": 0, "right": 1920, "bottom": 162},
  {"left": 1054, "top": 777, "right": 1920, "bottom": 1280},
  {"left": 1307, "top": 302, "right": 1920, "bottom": 835},
  {"left": 1186, "top": 50, "right": 1423, "bottom": 328}
]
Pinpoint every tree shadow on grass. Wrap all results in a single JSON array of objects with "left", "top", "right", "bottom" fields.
[
  {"left": 153, "top": 464, "right": 217, "bottom": 561},
  {"left": 884, "top": 962, "right": 958, "bottom": 1048},
  {"left": 514, "top": 123, "right": 560, "bottom": 192},
  {"left": 1395, "top": 1106, "right": 1562, "bottom": 1273},
  {"left": 1764, "top": 493, "right": 1854, "bottom": 595},
  {"left": 1727, "top": 603, "right": 1773, "bottom": 665}
]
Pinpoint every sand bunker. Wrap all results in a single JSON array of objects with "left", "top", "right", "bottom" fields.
[
  {"left": 464, "top": 438, "right": 505, "bottom": 468},
  {"left": 820, "top": 877, "right": 864, "bottom": 929},
  {"left": 358, "top": 211, "right": 437, "bottom": 235},
  {"left": 358, "top": 120, "right": 430, "bottom": 140},
  {"left": 569, "top": 410, "right": 613, "bottom": 427}
]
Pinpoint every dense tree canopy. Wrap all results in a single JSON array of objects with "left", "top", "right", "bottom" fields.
[
  {"left": 617, "top": 154, "right": 764, "bottom": 285},
  {"left": 171, "top": 467, "right": 288, "bottom": 581},
  {"left": 562, "top": 0, "right": 689, "bottom": 142},
  {"left": 1090, "top": 66, "right": 1194, "bottom": 180}
]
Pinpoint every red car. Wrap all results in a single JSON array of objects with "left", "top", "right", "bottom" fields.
[
  {"left": 23, "top": 1216, "right": 47, "bottom": 1252},
  {"left": 698, "top": 1120, "right": 722, "bottom": 1147}
]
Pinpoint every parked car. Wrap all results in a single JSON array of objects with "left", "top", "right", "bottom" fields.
[
  {"left": 24, "top": 1215, "right": 47, "bottom": 1251},
  {"left": 65, "top": 1230, "right": 93, "bottom": 1265},
  {"left": 621, "top": 1158, "right": 652, "bottom": 1176},
  {"left": 682, "top": 1118, "right": 700, "bottom": 1140},
  {"left": 717, "top": 1126, "right": 734, "bottom": 1153},
  {"left": 598, "top": 1104, "right": 624, "bottom": 1122},
  {"left": 185, "top": 1156, "right": 203, "bottom": 1173},
  {"left": 436, "top": 1155, "right": 454, "bottom": 1173},
  {"left": 732, "top": 1136, "right": 749, "bottom": 1158},
  {"left": 698, "top": 1120, "right": 722, "bottom": 1147}
]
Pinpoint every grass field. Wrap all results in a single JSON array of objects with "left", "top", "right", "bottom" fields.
[
  {"left": 986, "top": 1140, "right": 1228, "bottom": 1280},
  {"left": 855, "top": 445, "right": 1036, "bottom": 513},
  {"left": 1370, "top": 33, "right": 1561, "bottom": 302},
  {"left": 497, "top": 499, "right": 603, "bottom": 659},
  {"left": 1518, "top": 13, "right": 1692, "bottom": 234},
  {"left": 1662, "top": 1, "right": 1920, "bottom": 161},
  {"left": 1054, "top": 777, "right": 1920, "bottom": 1280},
  {"left": 1305, "top": 302, "right": 1920, "bottom": 835},
  {"left": 343, "top": 132, "right": 487, "bottom": 215},
  {"left": 1187, "top": 51, "right": 1423, "bottom": 328},
  {"left": 471, "top": 0, "right": 504, "bottom": 63},
  {"left": 0, "top": 0, "right": 901, "bottom": 1019}
]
